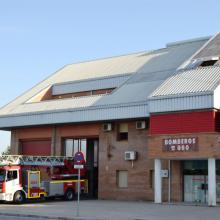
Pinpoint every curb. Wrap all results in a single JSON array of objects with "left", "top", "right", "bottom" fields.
[{"left": 0, "top": 212, "right": 106, "bottom": 220}]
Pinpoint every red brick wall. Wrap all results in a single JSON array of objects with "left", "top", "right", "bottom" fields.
[
  {"left": 99, "top": 121, "right": 155, "bottom": 201},
  {"left": 150, "top": 110, "right": 216, "bottom": 135},
  {"left": 11, "top": 121, "right": 170, "bottom": 201},
  {"left": 148, "top": 132, "right": 220, "bottom": 159},
  {"left": 11, "top": 124, "right": 100, "bottom": 155}
]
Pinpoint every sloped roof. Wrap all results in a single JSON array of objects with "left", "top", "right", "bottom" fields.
[
  {"left": 0, "top": 52, "right": 148, "bottom": 115},
  {"left": 148, "top": 65, "right": 220, "bottom": 113},
  {"left": 84, "top": 39, "right": 209, "bottom": 106},
  {"left": 0, "top": 37, "right": 209, "bottom": 128},
  {"left": 148, "top": 32, "right": 220, "bottom": 114},
  {"left": 149, "top": 66, "right": 220, "bottom": 99}
]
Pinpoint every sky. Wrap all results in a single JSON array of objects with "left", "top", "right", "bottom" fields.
[{"left": 0, "top": 0, "right": 220, "bottom": 153}]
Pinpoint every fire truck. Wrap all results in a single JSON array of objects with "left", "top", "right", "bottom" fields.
[{"left": 0, "top": 155, "right": 88, "bottom": 203}]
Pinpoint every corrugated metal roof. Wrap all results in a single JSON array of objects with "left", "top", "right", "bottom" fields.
[
  {"left": 50, "top": 52, "right": 151, "bottom": 83},
  {"left": 52, "top": 74, "right": 131, "bottom": 95},
  {"left": 96, "top": 80, "right": 164, "bottom": 105},
  {"left": 95, "top": 39, "right": 208, "bottom": 106},
  {"left": 149, "top": 66, "right": 220, "bottom": 98},
  {"left": 128, "top": 40, "right": 207, "bottom": 83},
  {"left": 193, "top": 32, "right": 220, "bottom": 59},
  {"left": 0, "top": 51, "right": 147, "bottom": 115},
  {"left": 0, "top": 36, "right": 209, "bottom": 128}
]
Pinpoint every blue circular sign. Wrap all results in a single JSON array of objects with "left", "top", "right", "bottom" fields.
[{"left": 74, "top": 152, "right": 85, "bottom": 164}]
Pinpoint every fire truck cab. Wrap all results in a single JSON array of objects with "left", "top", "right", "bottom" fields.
[
  {"left": 0, "top": 155, "right": 87, "bottom": 203},
  {"left": 0, "top": 165, "right": 24, "bottom": 202}
]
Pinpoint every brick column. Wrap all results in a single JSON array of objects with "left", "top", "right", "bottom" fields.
[
  {"left": 11, "top": 130, "right": 19, "bottom": 154},
  {"left": 51, "top": 126, "right": 58, "bottom": 156}
]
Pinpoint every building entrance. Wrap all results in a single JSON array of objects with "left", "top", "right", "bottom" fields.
[
  {"left": 183, "top": 160, "right": 208, "bottom": 203},
  {"left": 184, "top": 175, "right": 207, "bottom": 203},
  {"left": 63, "top": 138, "right": 99, "bottom": 199}
]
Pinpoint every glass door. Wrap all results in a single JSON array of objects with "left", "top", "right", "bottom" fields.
[
  {"left": 184, "top": 175, "right": 207, "bottom": 203},
  {"left": 216, "top": 175, "right": 220, "bottom": 202}
]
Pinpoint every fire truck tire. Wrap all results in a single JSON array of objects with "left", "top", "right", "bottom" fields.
[
  {"left": 64, "top": 189, "right": 75, "bottom": 201},
  {"left": 13, "top": 191, "right": 25, "bottom": 204}
]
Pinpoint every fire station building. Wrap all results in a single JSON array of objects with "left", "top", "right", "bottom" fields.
[{"left": 1, "top": 32, "right": 220, "bottom": 205}]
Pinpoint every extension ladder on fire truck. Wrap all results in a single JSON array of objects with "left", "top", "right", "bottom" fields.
[{"left": 0, "top": 155, "right": 74, "bottom": 166}]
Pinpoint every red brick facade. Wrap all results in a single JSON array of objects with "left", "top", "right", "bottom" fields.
[
  {"left": 10, "top": 121, "right": 161, "bottom": 201},
  {"left": 10, "top": 110, "right": 220, "bottom": 202}
]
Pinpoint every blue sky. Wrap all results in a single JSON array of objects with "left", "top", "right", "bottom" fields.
[{"left": 0, "top": 0, "right": 220, "bottom": 153}]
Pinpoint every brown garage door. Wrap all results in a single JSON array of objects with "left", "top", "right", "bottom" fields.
[{"left": 21, "top": 140, "right": 51, "bottom": 156}]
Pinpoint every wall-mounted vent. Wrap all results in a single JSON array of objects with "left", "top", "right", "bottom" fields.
[
  {"left": 136, "top": 121, "right": 146, "bottom": 130},
  {"left": 103, "top": 123, "right": 113, "bottom": 132}
]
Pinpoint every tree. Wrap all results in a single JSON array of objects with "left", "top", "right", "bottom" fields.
[{"left": 2, "top": 146, "right": 11, "bottom": 155}]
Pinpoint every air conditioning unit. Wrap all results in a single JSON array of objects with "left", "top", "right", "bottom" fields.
[
  {"left": 103, "top": 123, "right": 112, "bottom": 132},
  {"left": 136, "top": 121, "right": 146, "bottom": 130},
  {"left": 124, "top": 151, "right": 137, "bottom": 161}
]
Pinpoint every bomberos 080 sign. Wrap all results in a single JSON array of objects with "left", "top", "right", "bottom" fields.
[{"left": 163, "top": 137, "right": 198, "bottom": 152}]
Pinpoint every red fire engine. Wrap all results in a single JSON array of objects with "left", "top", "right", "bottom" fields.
[{"left": 0, "top": 155, "right": 88, "bottom": 203}]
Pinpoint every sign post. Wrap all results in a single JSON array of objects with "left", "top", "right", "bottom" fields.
[
  {"left": 74, "top": 152, "right": 85, "bottom": 218},
  {"left": 77, "top": 167, "right": 80, "bottom": 217}
]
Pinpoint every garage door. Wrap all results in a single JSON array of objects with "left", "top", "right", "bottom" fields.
[{"left": 21, "top": 140, "right": 51, "bottom": 156}]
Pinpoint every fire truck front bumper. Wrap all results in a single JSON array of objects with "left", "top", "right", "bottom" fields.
[{"left": 0, "top": 193, "right": 14, "bottom": 201}]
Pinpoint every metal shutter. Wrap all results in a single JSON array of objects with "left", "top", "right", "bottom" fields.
[{"left": 21, "top": 140, "right": 51, "bottom": 156}]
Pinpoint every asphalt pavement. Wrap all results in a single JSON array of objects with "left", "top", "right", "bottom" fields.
[
  {"left": 0, "top": 214, "right": 56, "bottom": 220},
  {"left": 0, "top": 200, "right": 219, "bottom": 220}
]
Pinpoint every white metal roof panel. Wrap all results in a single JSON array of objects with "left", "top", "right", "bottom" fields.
[
  {"left": 0, "top": 102, "right": 149, "bottom": 128},
  {"left": 7, "top": 95, "right": 105, "bottom": 114},
  {"left": 51, "top": 52, "right": 150, "bottom": 83},
  {"left": 149, "top": 94, "right": 213, "bottom": 113}
]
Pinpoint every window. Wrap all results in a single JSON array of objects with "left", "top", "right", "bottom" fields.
[
  {"left": 0, "top": 170, "right": 5, "bottom": 181},
  {"left": 200, "top": 59, "right": 218, "bottom": 67},
  {"left": 150, "top": 170, "right": 154, "bottom": 189},
  {"left": 65, "top": 139, "right": 74, "bottom": 157},
  {"left": 117, "top": 170, "right": 128, "bottom": 188},
  {"left": 7, "top": 170, "right": 18, "bottom": 181},
  {"left": 186, "top": 58, "right": 219, "bottom": 69},
  {"left": 94, "top": 140, "right": 99, "bottom": 167},
  {"left": 64, "top": 139, "right": 87, "bottom": 161},
  {"left": 118, "top": 123, "right": 128, "bottom": 141}
]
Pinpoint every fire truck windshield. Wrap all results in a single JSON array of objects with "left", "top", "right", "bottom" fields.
[{"left": 0, "top": 170, "right": 6, "bottom": 182}]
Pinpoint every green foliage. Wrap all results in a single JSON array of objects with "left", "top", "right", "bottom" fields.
[{"left": 2, "top": 146, "right": 11, "bottom": 155}]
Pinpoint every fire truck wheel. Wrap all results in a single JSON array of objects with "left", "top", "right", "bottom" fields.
[
  {"left": 13, "top": 191, "right": 25, "bottom": 204},
  {"left": 64, "top": 189, "right": 75, "bottom": 201}
]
